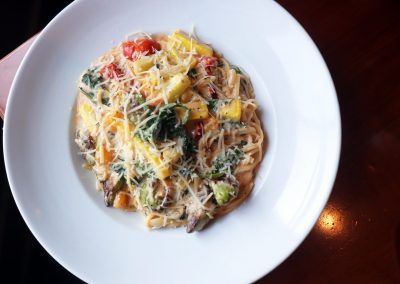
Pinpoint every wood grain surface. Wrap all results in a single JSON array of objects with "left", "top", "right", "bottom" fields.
[{"left": 0, "top": 0, "right": 399, "bottom": 283}]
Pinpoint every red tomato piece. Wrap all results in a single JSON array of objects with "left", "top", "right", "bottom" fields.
[
  {"left": 100, "top": 63, "right": 123, "bottom": 79},
  {"left": 122, "top": 41, "right": 137, "bottom": 60},
  {"left": 200, "top": 56, "right": 219, "bottom": 75},
  {"left": 122, "top": 38, "right": 161, "bottom": 61},
  {"left": 135, "top": 38, "right": 161, "bottom": 55}
]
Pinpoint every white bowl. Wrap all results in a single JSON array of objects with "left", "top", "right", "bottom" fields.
[{"left": 3, "top": 0, "right": 340, "bottom": 283}]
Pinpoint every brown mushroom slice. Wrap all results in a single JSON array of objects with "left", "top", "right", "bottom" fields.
[
  {"left": 185, "top": 197, "right": 214, "bottom": 233},
  {"left": 103, "top": 172, "right": 125, "bottom": 207}
]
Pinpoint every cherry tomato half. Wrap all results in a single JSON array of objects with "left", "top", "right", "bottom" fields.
[
  {"left": 135, "top": 38, "right": 161, "bottom": 55},
  {"left": 122, "top": 38, "right": 161, "bottom": 61},
  {"left": 200, "top": 56, "right": 219, "bottom": 75}
]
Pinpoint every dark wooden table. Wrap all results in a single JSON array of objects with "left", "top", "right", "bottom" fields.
[{"left": 1, "top": 1, "right": 399, "bottom": 283}]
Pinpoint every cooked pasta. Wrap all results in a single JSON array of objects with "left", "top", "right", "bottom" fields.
[{"left": 75, "top": 30, "right": 264, "bottom": 232}]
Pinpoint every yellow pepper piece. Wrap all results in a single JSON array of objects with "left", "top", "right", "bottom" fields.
[
  {"left": 133, "top": 55, "right": 154, "bottom": 74},
  {"left": 78, "top": 103, "right": 96, "bottom": 133},
  {"left": 170, "top": 31, "right": 213, "bottom": 57},
  {"left": 219, "top": 99, "right": 241, "bottom": 122},
  {"left": 165, "top": 73, "right": 191, "bottom": 102},
  {"left": 133, "top": 137, "right": 171, "bottom": 180}
]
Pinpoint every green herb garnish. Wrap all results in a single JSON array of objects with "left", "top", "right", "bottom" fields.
[
  {"left": 202, "top": 147, "right": 244, "bottom": 179},
  {"left": 81, "top": 68, "right": 103, "bottom": 88}
]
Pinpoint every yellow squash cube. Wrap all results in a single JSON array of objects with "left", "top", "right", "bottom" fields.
[
  {"left": 219, "top": 99, "right": 241, "bottom": 122},
  {"left": 170, "top": 31, "right": 213, "bottom": 57},
  {"left": 186, "top": 101, "right": 209, "bottom": 120},
  {"left": 165, "top": 73, "right": 191, "bottom": 102},
  {"left": 133, "top": 55, "right": 155, "bottom": 74},
  {"left": 133, "top": 137, "right": 171, "bottom": 179},
  {"left": 169, "top": 47, "right": 198, "bottom": 72}
]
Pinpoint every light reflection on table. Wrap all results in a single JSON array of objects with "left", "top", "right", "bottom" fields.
[{"left": 316, "top": 204, "right": 345, "bottom": 236}]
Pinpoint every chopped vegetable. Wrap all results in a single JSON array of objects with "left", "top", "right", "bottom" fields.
[
  {"left": 185, "top": 196, "right": 212, "bottom": 233},
  {"left": 99, "top": 63, "right": 123, "bottom": 79},
  {"left": 218, "top": 99, "right": 241, "bottom": 121},
  {"left": 133, "top": 137, "right": 171, "bottom": 180},
  {"left": 176, "top": 100, "right": 209, "bottom": 121},
  {"left": 122, "top": 41, "right": 137, "bottom": 60},
  {"left": 113, "top": 192, "right": 132, "bottom": 209},
  {"left": 185, "top": 101, "right": 209, "bottom": 120},
  {"left": 79, "top": 87, "right": 110, "bottom": 106},
  {"left": 210, "top": 181, "right": 237, "bottom": 206},
  {"left": 81, "top": 68, "right": 102, "bottom": 88},
  {"left": 165, "top": 73, "right": 191, "bottom": 102},
  {"left": 103, "top": 172, "right": 125, "bottom": 206},
  {"left": 139, "top": 185, "right": 158, "bottom": 209},
  {"left": 200, "top": 56, "right": 219, "bottom": 75},
  {"left": 169, "top": 31, "right": 213, "bottom": 57},
  {"left": 136, "top": 103, "right": 188, "bottom": 144},
  {"left": 132, "top": 55, "right": 155, "bottom": 74},
  {"left": 122, "top": 38, "right": 161, "bottom": 61},
  {"left": 96, "top": 142, "right": 114, "bottom": 165},
  {"left": 134, "top": 38, "right": 161, "bottom": 55},
  {"left": 205, "top": 147, "right": 244, "bottom": 178}
]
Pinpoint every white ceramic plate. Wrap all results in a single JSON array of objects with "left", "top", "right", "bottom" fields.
[{"left": 4, "top": 0, "right": 340, "bottom": 283}]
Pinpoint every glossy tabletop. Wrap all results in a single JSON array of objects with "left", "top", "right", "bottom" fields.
[{"left": 1, "top": 1, "right": 399, "bottom": 282}]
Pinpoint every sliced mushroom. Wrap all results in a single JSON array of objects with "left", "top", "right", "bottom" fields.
[
  {"left": 103, "top": 172, "right": 124, "bottom": 207},
  {"left": 75, "top": 132, "right": 95, "bottom": 163},
  {"left": 185, "top": 197, "right": 212, "bottom": 233}
]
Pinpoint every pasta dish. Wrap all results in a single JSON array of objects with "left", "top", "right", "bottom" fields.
[{"left": 75, "top": 31, "right": 264, "bottom": 232}]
